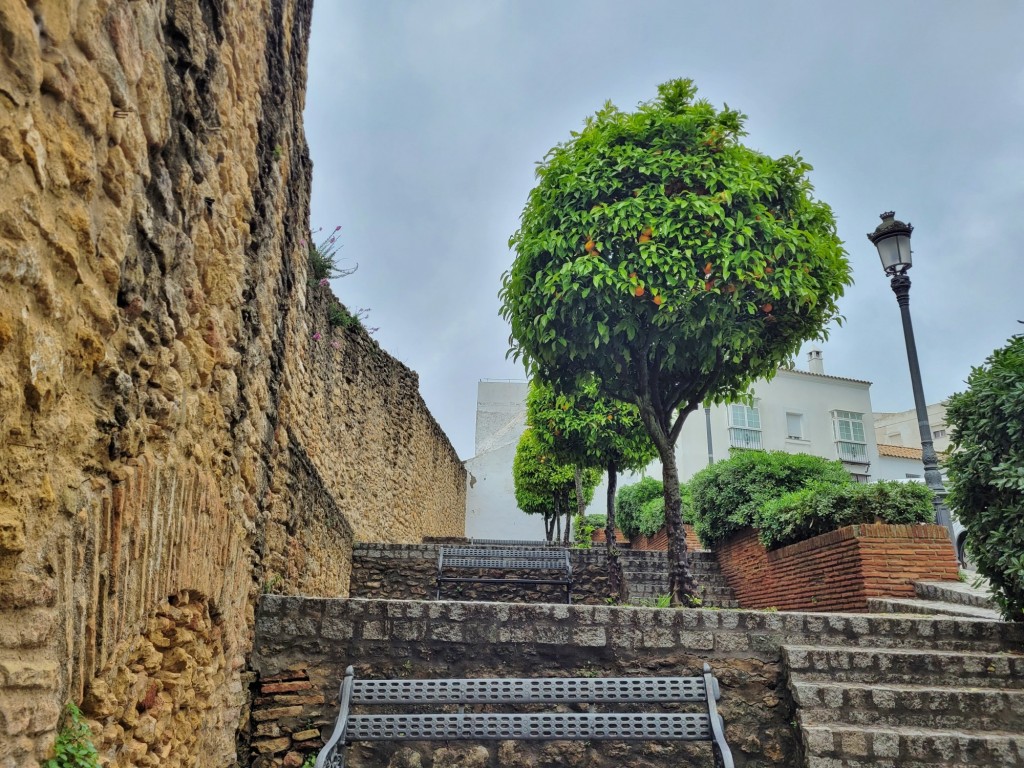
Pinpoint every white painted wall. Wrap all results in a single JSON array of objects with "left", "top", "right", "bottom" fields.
[
  {"left": 874, "top": 402, "right": 951, "bottom": 452},
  {"left": 466, "top": 359, "right": 889, "bottom": 538}
]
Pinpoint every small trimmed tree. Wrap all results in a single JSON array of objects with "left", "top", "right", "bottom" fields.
[
  {"left": 527, "top": 379, "right": 656, "bottom": 595},
  {"left": 512, "top": 427, "right": 598, "bottom": 542},
  {"left": 946, "top": 332, "right": 1024, "bottom": 622},
  {"left": 501, "top": 79, "right": 851, "bottom": 603}
]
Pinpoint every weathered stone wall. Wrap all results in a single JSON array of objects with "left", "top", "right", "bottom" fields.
[
  {"left": 250, "top": 596, "right": 1024, "bottom": 768},
  {"left": 349, "top": 543, "right": 670, "bottom": 605},
  {"left": 0, "top": 1, "right": 464, "bottom": 764}
]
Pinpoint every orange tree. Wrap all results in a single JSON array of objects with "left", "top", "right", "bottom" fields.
[
  {"left": 512, "top": 427, "right": 599, "bottom": 543},
  {"left": 527, "top": 378, "right": 656, "bottom": 596},
  {"left": 500, "top": 79, "right": 851, "bottom": 604}
]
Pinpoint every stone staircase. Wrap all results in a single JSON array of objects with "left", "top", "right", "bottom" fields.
[
  {"left": 622, "top": 549, "right": 738, "bottom": 608},
  {"left": 867, "top": 578, "right": 1003, "bottom": 621},
  {"left": 784, "top": 579, "right": 1023, "bottom": 767}
]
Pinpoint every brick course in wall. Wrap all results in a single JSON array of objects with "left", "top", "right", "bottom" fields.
[
  {"left": 627, "top": 523, "right": 702, "bottom": 552},
  {"left": 716, "top": 524, "right": 960, "bottom": 612}
]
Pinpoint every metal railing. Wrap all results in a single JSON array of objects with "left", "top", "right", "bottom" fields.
[
  {"left": 836, "top": 440, "right": 868, "bottom": 463},
  {"left": 728, "top": 428, "right": 763, "bottom": 450}
]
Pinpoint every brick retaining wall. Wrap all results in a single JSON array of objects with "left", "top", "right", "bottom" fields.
[{"left": 716, "top": 524, "right": 960, "bottom": 612}]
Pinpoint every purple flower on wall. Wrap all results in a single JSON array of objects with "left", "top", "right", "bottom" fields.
[
  {"left": 312, "top": 332, "right": 322, "bottom": 341},
  {"left": 319, "top": 278, "right": 330, "bottom": 287}
]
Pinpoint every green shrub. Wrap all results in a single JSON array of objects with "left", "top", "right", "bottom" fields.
[
  {"left": 44, "top": 702, "right": 99, "bottom": 768},
  {"left": 635, "top": 495, "right": 666, "bottom": 538},
  {"left": 946, "top": 333, "right": 1024, "bottom": 622},
  {"left": 615, "top": 477, "right": 663, "bottom": 539},
  {"left": 756, "top": 480, "right": 934, "bottom": 550},
  {"left": 680, "top": 482, "right": 695, "bottom": 525},
  {"left": 572, "top": 513, "right": 607, "bottom": 548},
  {"left": 690, "top": 451, "right": 852, "bottom": 546}
]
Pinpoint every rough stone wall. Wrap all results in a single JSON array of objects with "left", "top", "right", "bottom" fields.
[
  {"left": 251, "top": 596, "right": 1024, "bottom": 768},
  {"left": 0, "top": 1, "right": 464, "bottom": 765},
  {"left": 716, "top": 524, "right": 960, "bottom": 612},
  {"left": 350, "top": 543, "right": 672, "bottom": 604}
]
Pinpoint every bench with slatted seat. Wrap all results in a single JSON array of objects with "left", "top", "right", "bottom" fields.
[
  {"left": 435, "top": 546, "right": 573, "bottom": 604},
  {"left": 313, "top": 664, "right": 735, "bottom": 768}
]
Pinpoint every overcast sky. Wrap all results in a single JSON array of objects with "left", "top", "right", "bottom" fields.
[{"left": 304, "top": 1, "right": 1024, "bottom": 460}]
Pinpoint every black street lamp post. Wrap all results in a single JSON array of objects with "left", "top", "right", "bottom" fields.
[{"left": 867, "top": 212, "right": 957, "bottom": 555}]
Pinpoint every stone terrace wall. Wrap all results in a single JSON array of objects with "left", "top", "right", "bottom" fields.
[
  {"left": 0, "top": 0, "right": 463, "bottom": 764},
  {"left": 250, "top": 596, "right": 1024, "bottom": 768},
  {"left": 716, "top": 524, "right": 960, "bottom": 612},
  {"left": 350, "top": 543, "right": 671, "bottom": 604}
]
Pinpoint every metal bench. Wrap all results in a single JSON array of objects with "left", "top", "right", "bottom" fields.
[
  {"left": 435, "top": 546, "right": 573, "bottom": 604},
  {"left": 468, "top": 538, "right": 559, "bottom": 547},
  {"left": 314, "top": 664, "right": 735, "bottom": 768}
]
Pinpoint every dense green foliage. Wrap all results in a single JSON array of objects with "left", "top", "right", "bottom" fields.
[
  {"left": 573, "top": 513, "right": 608, "bottom": 548},
  {"left": 756, "top": 480, "right": 933, "bottom": 550},
  {"left": 615, "top": 477, "right": 663, "bottom": 539},
  {"left": 500, "top": 78, "right": 851, "bottom": 601},
  {"left": 690, "top": 450, "right": 852, "bottom": 546},
  {"left": 946, "top": 333, "right": 1024, "bottom": 621},
  {"left": 512, "top": 428, "right": 599, "bottom": 533},
  {"left": 527, "top": 380, "right": 656, "bottom": 475},
  {"left": 44, "top": 702, "right": 99, "bottom": 768}
]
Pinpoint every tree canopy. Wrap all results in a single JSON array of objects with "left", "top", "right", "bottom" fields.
[
  {"left": 501, "top": 78, "right": 851, "bottom": 601},
  {"left": 946, "top": 332, "right": 1024, "bottom": 622}
]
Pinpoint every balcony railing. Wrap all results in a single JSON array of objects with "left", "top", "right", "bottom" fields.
[
  {"left": 836, "top": 440, "right": 868, "bottom": 463},
  {"left": 729, "top": 428, "right": 763, "bottom": 450}
]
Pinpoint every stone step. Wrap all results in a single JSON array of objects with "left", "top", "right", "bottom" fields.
[
  {"left": 867, "top": 597, "right": 1003, "bottom": 621},
  {"left": 800, "top": 723, "right": 1024, "bottom": 767},
  {"left": 783, "top": 645, "right": 1024, "bottom": 689},
  {"left": 791, "top": 680, "right": 1024, "bottom": 731},
  {"left": 915, "top": 580, "right": 998, "bottom": 611}
]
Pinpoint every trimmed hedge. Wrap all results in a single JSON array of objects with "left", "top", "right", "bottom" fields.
[
  {"left": 690, "top": 450, "right": 852, "bottom": 546},
  {"left": 756, "top": 480, "right": 934, "bottom": 550},
  {"left": 615, "top": 477, "right": 663, "bottom": 539}
]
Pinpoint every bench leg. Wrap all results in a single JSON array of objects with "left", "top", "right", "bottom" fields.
[{"left": 315, "top": 666, "right": 355, "bottom": 768}]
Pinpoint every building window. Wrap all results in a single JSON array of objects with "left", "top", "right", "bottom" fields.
[
  {"left": 832, "top": 410, "right": 867, "bottom": 462},
  {"left": 933, "top": 429, "right": 946, "bottom": 439},
  {"left": 729, "top": 404, "right": 762, "bottom": 450},
  {"left": 786, "top": 412, "right": 804, "bottom": 440}
]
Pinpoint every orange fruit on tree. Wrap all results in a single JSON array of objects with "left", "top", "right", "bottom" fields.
[
  {"left": 638, "top": 234, "right": 651, "bottom": 243},
  {"left": 629, "top": 271, "right": 637, "bottom": 279},
  {"left": 704, "top": 262, "right": 713, "bottom": 275},
  {"left": 724, "top": 283, "right": 736, "bottom": 294},
  {"left": 765, "top": 266, "right": 774, "bottom": 274},
  {"left": 634, "top": 285, "right": 645, "bottom": 297},
  {"left": 761, "top": 302, "right": 773, "bottom": 313},
  {"left": 704, "top": 280, "right": 715, "bottom": 291},
  {"left": 653, "top": 294, "right": 663, "bottom": 306},
  {"left": 585, "top": 240, "right": 596, "bottom": 253}
]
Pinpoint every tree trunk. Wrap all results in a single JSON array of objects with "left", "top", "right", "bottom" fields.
[
  {"left": 554, "top": 494, "right": 562, "bottom": 543},
  {"left": 656, "top": 438, "right": 698, "bottom": 605},
  {"left": 544, "top": 512, "right": 555, "bottom": 542},
  {"left": 604, "top": 459, "right": 624, "bottom": 601}
]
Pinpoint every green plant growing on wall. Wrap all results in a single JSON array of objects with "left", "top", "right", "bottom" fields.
[
  {"left": 500, "top": 78, "right": 851, "bottom": 604},
  {"left": 43, "top": 702, "right": 99, "bottom": 768},
  {"left": 307, "top": 226, "right": 357, "bottom": 285},
  {"left": 946, "top": 331, "right": 1024, "bottom": 622}
]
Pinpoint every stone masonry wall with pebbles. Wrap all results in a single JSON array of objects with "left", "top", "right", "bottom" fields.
[
  {"left": 0, "top": 0, "right": 463, "bottom": 764},
  {"left": 250, "top": 596, "right": 1024, "bottom": 768},
  {"left": 349, "top": 543, "right": 676, "bottom": 604}
]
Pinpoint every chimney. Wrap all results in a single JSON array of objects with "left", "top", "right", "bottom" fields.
[{"left": 807, "top": 348, "right": 824, "bottom": 375}]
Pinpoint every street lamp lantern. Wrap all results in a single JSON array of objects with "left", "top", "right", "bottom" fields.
[
  {"left": 868, "top": 211, "right": 914, "bottom": 274},
  {"left": 867, "top": 211, "right": 958, "bottom": 560}
]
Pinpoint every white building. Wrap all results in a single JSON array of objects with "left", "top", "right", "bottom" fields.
[
  {"left": 465, "top": 350, "right": 930, "bottom": 539},
  {"left": 874, "top": 402, "right": 951, "bottom": 453}
]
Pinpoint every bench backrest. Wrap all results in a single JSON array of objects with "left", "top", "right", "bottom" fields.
[
  {"left": 315, "top": 665, "right": 734, "bottom": 768},
  {"left": 438, "top": 546, "right": 571, "bottom": 572}
]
